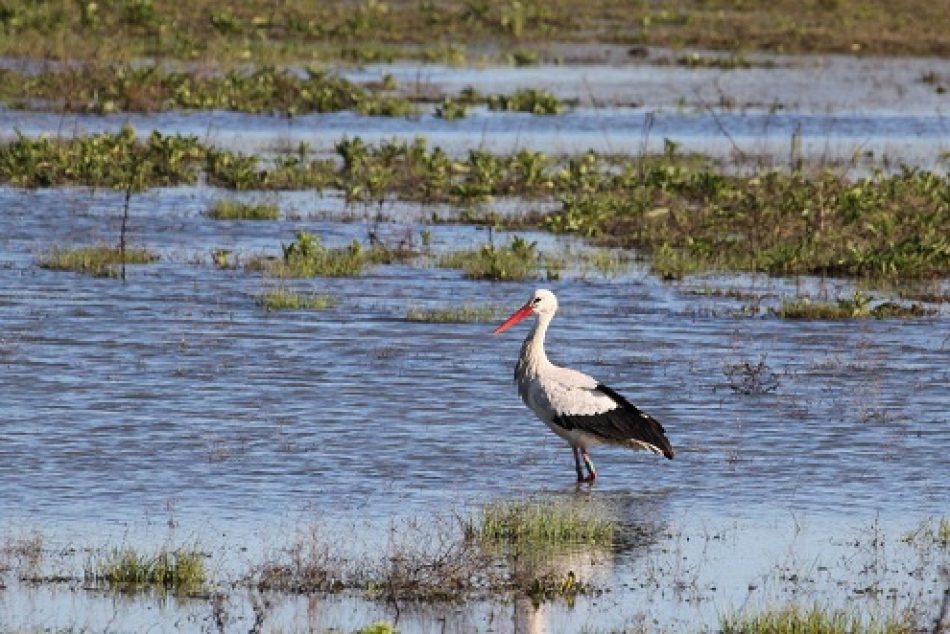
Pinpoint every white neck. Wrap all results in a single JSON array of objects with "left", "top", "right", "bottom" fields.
[{"left": 517, "top": 312, "right": 554, "bottom": 377}]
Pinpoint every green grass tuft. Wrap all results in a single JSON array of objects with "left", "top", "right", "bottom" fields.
[
  {"left": 39, "top": 245, "right": 157, "bottom": 277},
  {"left": 258, "top": 288, "right": 337, "bottom": 311},
  {"left": 438, "top": 236, "right": 542, "bottom": 281},
  {"left": 472, "top": 498, "right": 615, "bottom": 547},
  {"left": 246, "top": 231, "right": 367, "bottom": 278},
  {"left": 721, "top": 604, "right": 913, "bottom": 634},
  {"left": 89, "top": 547, "right": 206, "bottom": 594},
  {"left": 208, "top": 199, "right": 279, "bottom": 220},
  {"left": 356, "top": 622, "right": 397, "bottom": 634},
  {"left": 487, "top": 89, "right": 562, "bottom": 115}
]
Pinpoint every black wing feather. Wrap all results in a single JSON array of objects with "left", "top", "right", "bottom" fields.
[{"left": 555, "top": 384, "right": 675, "bottom": 459}]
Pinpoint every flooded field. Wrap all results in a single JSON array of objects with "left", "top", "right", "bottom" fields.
[{"left": 1, "top": 57, "right": 949, "bottom": 633}]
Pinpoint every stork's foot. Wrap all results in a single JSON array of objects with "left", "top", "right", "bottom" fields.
[{"left": 577, "top": 473, "right": 596, "bottom": 484}]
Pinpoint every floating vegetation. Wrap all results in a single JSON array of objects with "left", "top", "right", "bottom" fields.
[
  {"left": 87, "top": 548, "right": 206, "bottom": 594},
  {"left": 472, "top": 498, "right": 615, "bottom": 547},
  {"left": 258, "top": 288, "right": 337, "bottom": 311},
  {"left": 38, "top": 245, "right": 157, "bottom": 278},
  {"left": 720, "top": 604, "right": 913, "bottom": 634},
  {"left": 774, "top": 292, "right": 934, "bottom": 320},
  {"left": 487, "top": 88, "right": 562, "bottom": 115},
  {"left": 207, "top": 199, "right": 279, "bottom": 220},
  {"left": 246, "top": 231, "right": 367, "bottom": 278},
  {"left": 438, "top": 236, "right": 545, "bottom": 282},
  {"left": 405, "top": 303, "right": 501, "bottom": 323},
  {"left": 0, "top": 65, "right": 416, "bottom": 116}
]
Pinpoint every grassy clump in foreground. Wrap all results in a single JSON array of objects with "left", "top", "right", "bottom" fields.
[
  {"left": 247, "top": 231, "right": 367, "bottom": 278},
  {"left": 721, "top": 604, "right": 912, "bottom": 634},
  {"left": 258, "top": 288, "right": 337, "bottom": 311},
  {"left": 774, "top": 292, "right": 934, "bottom": 320},
  {"left": 88, "top": 548, "right": 206, "bottom": 594},
  {"left": 471, "top": 498, "right": 615, "bottom": 547},
  {"left": 208, "top": 199, "right": 279, "bottom": 220},
  {"left": 0, "top": 0, "right": 942, "bottom": 63},
  {"left": 406, "top": 303, "right": 501, "bottom": 323},
  {"left": 39, "top": 245, "right": 157, "bottom": 277}
]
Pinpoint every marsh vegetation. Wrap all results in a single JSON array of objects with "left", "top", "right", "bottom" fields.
[
  {"left": 38, "top": 245, "right": 157, "bottom": 277},
  {"left": 0, "top": 0, "right": 943, "bottom": 65},
  {"left": 7, "top": 131, "right": 946, "bottom": 282}
]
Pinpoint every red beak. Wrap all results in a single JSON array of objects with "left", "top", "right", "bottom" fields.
[{"left": 493, "top": 302, "right": 534, "bottom": 335}]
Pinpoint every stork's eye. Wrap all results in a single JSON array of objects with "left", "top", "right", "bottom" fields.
[{"left": 532, "top": 297, "right": 541, "bottom": 304}]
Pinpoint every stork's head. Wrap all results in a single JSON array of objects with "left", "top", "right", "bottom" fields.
[{"left": 493, "top": 288, "right": 558, "bottom": 334}]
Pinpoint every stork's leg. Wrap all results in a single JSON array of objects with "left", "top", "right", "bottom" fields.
[
  {"left": 581, "top": 449, "right": 597, "bottom": 482},
  {"left": 572, "top": 447, "right": 585, "bottom": 482}
]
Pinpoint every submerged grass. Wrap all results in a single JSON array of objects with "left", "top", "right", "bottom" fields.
[
  {"left": 88, "top": 548, "right": 206, "bottom": 594},
  {"left": 258, "top": 288, "right": 337, "bottom": 311},
  {"left": 406, "top": 303, "right": 501, "bottom": 323},
  {"left": 774, "top": 292, "right": 934, "bottom": 320},
  {"left": 720, "top": 604, "right": 913, "bottom": 634},
  {"left": 39, "top": 245, "right": 157, "bottom": 277},
  {"left": 207, "top": 199, "right": 278, "bottom": 220}
]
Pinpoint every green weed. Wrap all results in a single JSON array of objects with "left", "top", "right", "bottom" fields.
[
  {"left": 720, "top": 604, "right": 912, "bottom": 634},
  {"left": 438, "top": 236, "right": 541, "bottom": 281},
  {"left": 88, "top": 547, "right": 206, "bottom": 594},
  {"left": 258, "top": 288, "right": 337, "bottom": 311},
  {"left": 246, "top": 231, "right": 367, "bottom": 278},
  {"left": 39, "top": 245, "right": 157, "bottom": 277},
  {"left": 487, "top": 89, "right": 562, "bottom": 115},
  {"left": 472, "top": 498, "right": 614, "bottom": 547},
  {"left": 208, "top": 199, "right": 279, "bottom": 220}
]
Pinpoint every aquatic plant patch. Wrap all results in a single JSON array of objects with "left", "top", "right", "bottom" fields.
[
  {"left": 87, "top": 547, "right": 206, "bottom": 594},
  {"left": 405, "top": 303, "right": 502, "bottom": 323},
  {"left": 207, "top": 199, "right": 279, "bottom": 220},
  {"left": 246, "top": 231, "right": 368, "bottom": 278},
  {"left": 774, "top": 292, "right": 934, "bottom": 320},
  {"left": 38, "top": 245, "right": 157, "bottom": 278},
  {"left": 5, "top": 131, "right": 948, "bottom": 280},
  {"left": 258, "top": 288, "right": 337, "bottom": 311},
  {"left": 472, "top": 498, "right": 615, "bottom": 547}
]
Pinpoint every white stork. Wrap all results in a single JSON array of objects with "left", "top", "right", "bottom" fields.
[{"left": 493, "top": 289, "right": 674, "bottom": 482}]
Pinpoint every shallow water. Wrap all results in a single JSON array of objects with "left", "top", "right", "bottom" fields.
[
  {"left": 0, "top": 180, "right": 947, "bottom": 631},
  {"left": 1, "top": 57, "right": 949, "bottom": 632}
]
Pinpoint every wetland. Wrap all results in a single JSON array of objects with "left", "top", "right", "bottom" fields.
[{"left": 0, "top": 2, "right": 949, "bottom": 632}]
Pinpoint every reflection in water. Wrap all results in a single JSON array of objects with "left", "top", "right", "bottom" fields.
[{"left": 509, "top": 489, "right": 668, "bottom": 634}]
